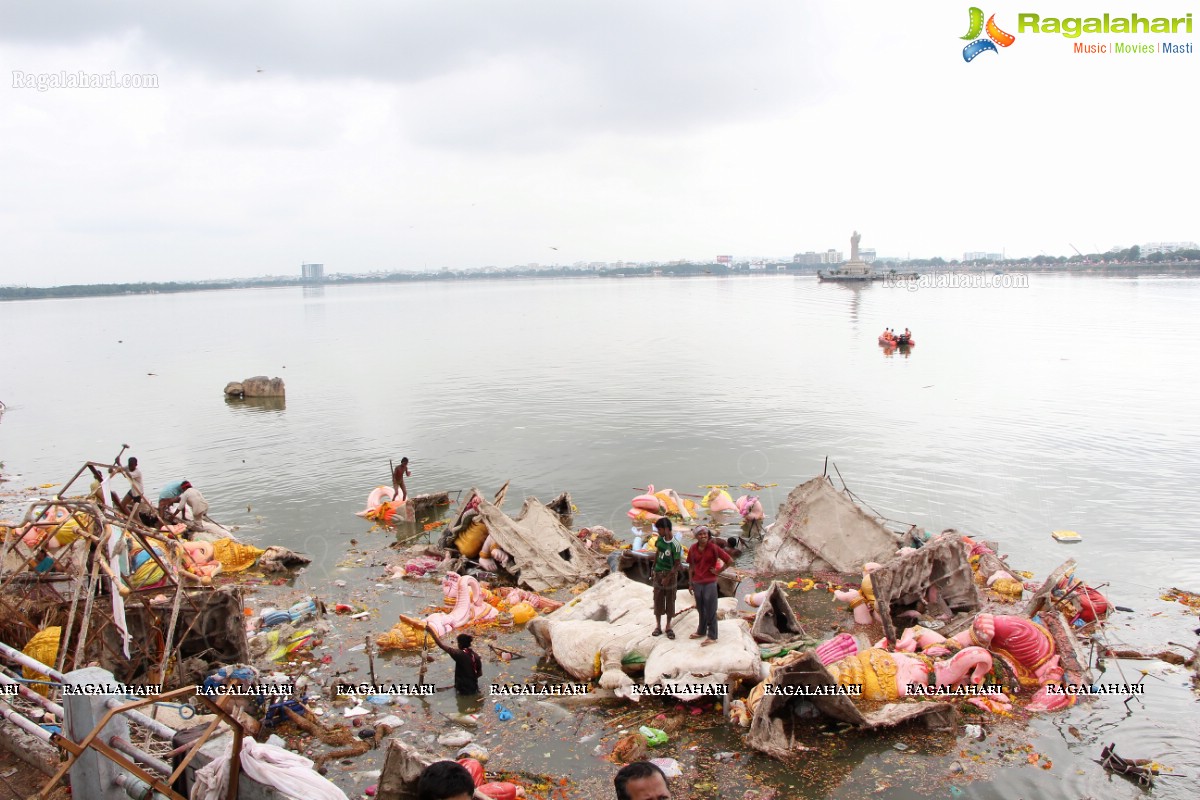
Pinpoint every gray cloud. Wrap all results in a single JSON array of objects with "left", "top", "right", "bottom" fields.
[{"left": 3, "top": 1, "right": 833, "bottom": 150}]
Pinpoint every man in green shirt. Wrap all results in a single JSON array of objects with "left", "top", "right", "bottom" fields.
[{"left": 651, "top": 517, "right": 683, "bottom": 639}]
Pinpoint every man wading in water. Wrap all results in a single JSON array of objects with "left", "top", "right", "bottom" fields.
[
  {"left": 428, "top": 629, "right": 482, "bottom": 695},
  {"left": 650, "top": 517, "right": 682, "bottom": 639},
  {"left": 392, "top": 456, "right": 411, "bottom": 501}
]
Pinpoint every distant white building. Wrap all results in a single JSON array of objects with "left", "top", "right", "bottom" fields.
[
  {"left": 301, "top": 263, "right": 324, "bottom": 280},
  {"left": 794, "top": 250, "right": 843, "bottom": 264},
  {"left": 963, "top": 252, "right": 1002, "bottom": 262},
  {"left": 859, "top": 248, "right": 876, "bottom": 264},
  {"left": 1142, "top": 241, "right": 1198, "bottom": 254}
]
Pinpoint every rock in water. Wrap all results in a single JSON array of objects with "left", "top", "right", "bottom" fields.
[{"left": 241, "top": 376, "right": 286, "bottom": 397}]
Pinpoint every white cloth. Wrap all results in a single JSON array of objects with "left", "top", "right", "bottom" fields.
[
  {"left": 191, "top": 739, "right": 348, "bottom": 800},
  {"left": 107, "top": 528, "right": 131, "bottom": 658},
  {"left": 90, "top": 474, "right": 112, "bottom": 508}
]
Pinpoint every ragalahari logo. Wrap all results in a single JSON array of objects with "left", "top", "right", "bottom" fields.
[{"left": 962, "top": 7, "right": 1016, "bottom": 61}]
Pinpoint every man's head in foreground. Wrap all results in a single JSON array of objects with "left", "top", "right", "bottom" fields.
[
  {"left": 614, "top": 760, "right": 671, "bottom": 800},
  {"left": 417, "top": 760, "right": 475, "bottom": 800}
]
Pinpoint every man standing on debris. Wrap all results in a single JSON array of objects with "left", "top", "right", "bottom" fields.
[
  {"left": 614, "top": 761, "right": 672, "bottom": 800},
  {"left": 427, "top": 628, "right": 482, "bottom": 696},
  {"left": 651, "top": 517, "right": 682, "bottom": 639},
  {"left": 688, "top": 526, "right": 733, "bottom": 647},
  {"left": 118, "top": 456, "right": 146, "bottom": 516},
  {"left": 416, "top": 760, "right": 476, "bottom": 800}
]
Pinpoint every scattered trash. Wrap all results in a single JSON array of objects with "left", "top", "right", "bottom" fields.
[
  {"left": 1051, "top": 530, "right": 1082, "bottom": 543},
  {"left": 611, "top": 732, "right": 649, "bottom": 763},
  {"left": 639, "top": 725, "right": 668, "bottom": 747},
  {"left": 1160, "top": 587, "right": 1200, "bottom": 610},
  {"left": 1097, "top": 742, "right": 1163, "bottom": 788},
  {"left": 963, "top": 724, "right": 983, "bottom": 740},
  {"left": 477, "top": 782, "right": 521, "bottom": 800},
  {"left": 893, "top": 742, "right": 909, "bottom": 752},
  {"left": 456, "top": 743, "right": 489, "bottom": 763},
  {"left": 375, "top": 714, "right": 404, "bottom": 732},
  {"left": 649, "top": 757, "right": 682, "bottom": 778},
  {"left": 437, "top": 729, "right": 474, "bottom": 748}
]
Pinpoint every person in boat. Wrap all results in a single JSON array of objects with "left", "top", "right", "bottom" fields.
[
  {"left": 902, "top": 327, "right": 911, "bottom": 340},
  {"left": 392, "top": 457, "right": 411, "bottom": 501}
]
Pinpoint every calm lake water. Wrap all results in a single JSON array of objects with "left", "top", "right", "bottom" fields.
[{"left": 1, "top": 273, "right": 1198, "bottom": 798}]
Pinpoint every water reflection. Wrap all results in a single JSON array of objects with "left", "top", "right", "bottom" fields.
[
  {"left": 224, "top": 395, "right": 286, "bottom": 412},
  {"left": 881, "top": 343, "right": 914, "bottom": 359}
]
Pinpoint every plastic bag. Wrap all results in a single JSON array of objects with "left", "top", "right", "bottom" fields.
[{"left": 638, "top": 725, "right": 668, "bottom": 747}]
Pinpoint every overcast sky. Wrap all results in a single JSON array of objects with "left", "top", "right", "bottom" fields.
[{"left": 2, "top": 1, "right": 1196, "bottom": 285}]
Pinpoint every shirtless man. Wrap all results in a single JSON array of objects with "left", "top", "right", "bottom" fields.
[{"left": 392, "top": 457, "right": 412, "bottom": 501}]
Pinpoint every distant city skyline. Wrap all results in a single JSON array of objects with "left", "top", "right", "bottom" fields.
[{"left": 5, "top": 238, "right": 1197, "bottom": 290}]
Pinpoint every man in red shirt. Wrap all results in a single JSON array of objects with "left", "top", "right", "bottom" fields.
[{"left": 687, "top": 526, "right": 733, "bottom": 646}]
